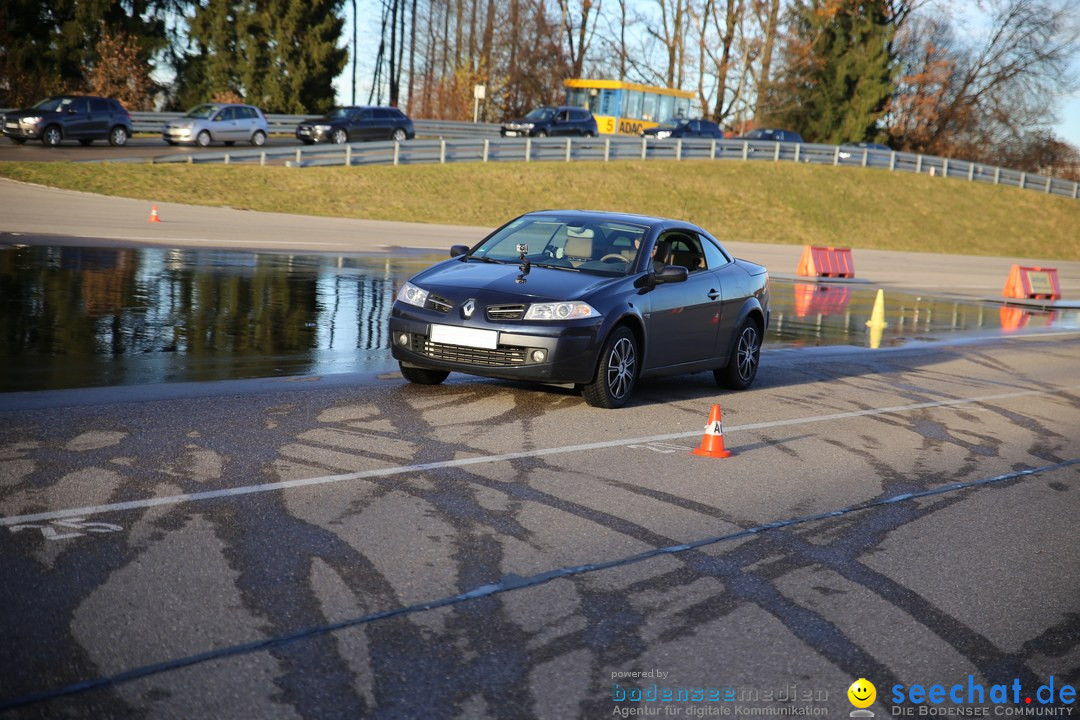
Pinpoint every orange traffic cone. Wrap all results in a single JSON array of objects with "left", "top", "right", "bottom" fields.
[
  {"left": 148, "top": 205, "right": 161, "bottom": 223},
  {"left": 691, "top": 404, "right": 732, "bottom": 458}
]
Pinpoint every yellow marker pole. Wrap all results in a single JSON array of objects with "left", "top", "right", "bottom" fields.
[{"left": 866, "top": 289, "right": 888, "bottom": 349}]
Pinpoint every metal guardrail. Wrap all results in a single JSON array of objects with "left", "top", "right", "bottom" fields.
[
  {"left": 127, "top": 111, "right": 500, "bottom": 138},
  {"left": 112, "top": 134, "right": 1080, "bottom": 202}
]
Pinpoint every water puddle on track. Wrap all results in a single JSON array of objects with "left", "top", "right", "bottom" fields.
[{"left": 0, "top": 245, "right": 1074, "bottom": 392}]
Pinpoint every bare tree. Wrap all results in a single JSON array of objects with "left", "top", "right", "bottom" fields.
[
  {"left": 559, "top": 0, "right": 601, "bottom": 78},
  {"left": 889, "top": 0, "right": 1080, "bottom": 159}
]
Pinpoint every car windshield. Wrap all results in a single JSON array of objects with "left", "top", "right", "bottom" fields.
[
  {"left": 184, "top": 105, "right": 220, "bottom": 119},
  {"left": 326, "top": 107, "right": 356, "bottom": 119},
  {"left": 524, "top": 107, "right": 556, "bottom": 121},
  {"left": 471, "top": 216, "right": 649, "bottom": 277},
  {"left": 32, "top": 97, "right": 74, "bottom": 112}
]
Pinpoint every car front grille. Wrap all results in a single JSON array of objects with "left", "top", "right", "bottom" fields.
[
  {"left": 426, "top": 294, "right": 452, "bottom": 313},
  {"left": 411, "top": 337, "right": 527, "bottom": 366},
  {"left": 486, "top": 304, "right": 525, "bottom": 321}
]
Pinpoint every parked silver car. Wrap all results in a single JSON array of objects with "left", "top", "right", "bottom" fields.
[{"left": 163, "top": 104, "right": 269, "bottom": 147}]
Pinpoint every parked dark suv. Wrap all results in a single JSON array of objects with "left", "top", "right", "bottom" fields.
[
  {"left": 296, "top": 106, "right": 415, "bottom": 144},
  {"left": 2, "top": 95, "right": 133, "bottom": 147},
  {"left": 501, "top": 106, "right": 597, "bottom": 137},
  {"left": 642, "top": 118, "right": 725, "bottom": 139},
  {"left": 734, "top": 128, "right": 804, "bottom": 143}
]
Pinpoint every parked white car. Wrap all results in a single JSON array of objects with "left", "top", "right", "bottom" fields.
[{"left": 163, "top": 104, "right": 269, "bottom": 147}]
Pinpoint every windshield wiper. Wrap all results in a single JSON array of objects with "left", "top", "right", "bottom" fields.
[
  {"left": 467, "top": 255, "right": 505, "bottom": 264},
  {"left": 531, "top": 262, "right": 580, "bottom": 272}
]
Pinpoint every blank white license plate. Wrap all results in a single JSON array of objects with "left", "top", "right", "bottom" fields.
[{"left": 430, "top": 324, "right": 498, "bottom": 349}]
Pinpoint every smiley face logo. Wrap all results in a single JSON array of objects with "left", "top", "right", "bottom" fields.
[{"left": 848, "top": 678, "right": 876, "bottom": 708}]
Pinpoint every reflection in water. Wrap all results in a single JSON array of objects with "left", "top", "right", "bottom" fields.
[
  {"left": 0, "top": 246, "right": 433, "bottom": 392},
  {"left": 0, "top": 245, "right": 1072, "bottom": 392}
]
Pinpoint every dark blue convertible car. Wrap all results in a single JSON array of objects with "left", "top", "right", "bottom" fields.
[{"left": 389, "top": 210, "right": 770, "bottom": 408}]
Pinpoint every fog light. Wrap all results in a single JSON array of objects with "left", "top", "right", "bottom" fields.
[
  {"left": 531, "top": 349, "right": 546, "bottom": 363},
  {"left": 398, "top": 332, "right": 409, "bottom": 346}
]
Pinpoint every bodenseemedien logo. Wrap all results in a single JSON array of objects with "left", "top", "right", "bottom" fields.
[{"left": 849, "top": 678, "right": 877, "bottom": 718}]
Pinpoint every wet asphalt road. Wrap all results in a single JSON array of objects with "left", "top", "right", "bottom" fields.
[{"left": 1, "top": 332, "right": 1078, "bottom": 719}]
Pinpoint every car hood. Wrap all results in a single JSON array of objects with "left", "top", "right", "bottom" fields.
[
  {"left": 4, "top": 109, "right": 55, "bottom": 119},
  {"left": 413, "top": 260, "right": 617, "bottom": 303}
]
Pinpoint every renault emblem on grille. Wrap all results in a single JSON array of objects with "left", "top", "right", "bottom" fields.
[{"left": 462, "top": 299, "right": 476, "bottom": 318}]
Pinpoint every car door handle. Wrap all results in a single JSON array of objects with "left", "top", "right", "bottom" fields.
[{"left": 707, "top": 289, "right": 721, "bottom": 301}]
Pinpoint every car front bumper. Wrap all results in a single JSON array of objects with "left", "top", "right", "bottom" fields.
[
  {"left": 2, "top": 120, "right": 41, "bottom": 140},
  {"left": 295, "top": 126, "right": 336, "bottom": 142},
  {"left": 389, "top": 308, "right": 602, "bottom": 385}
]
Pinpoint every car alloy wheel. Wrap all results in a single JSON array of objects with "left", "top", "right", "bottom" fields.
[
  {"left": 196, "top": 130, "right": 211, "bottom": 147},
  {"left": 391, "top": 128, "right": 406, "bottom": 142},
  {"left": 42, "top": 126, "right": 62, "bottom": 147},
  {"left": 715, "top": 319, "right": 761, "bottom": 390},
  {"left": 251, "top": 130, "right": 266, "bottom": 146},
  {"left": 583, "top": 326, "right": 637, "bottom": 409},
  {"left": 109, "top": 126, "right": 128, "bottom": 146},
  {"left": 332, "top": 129, "right": 347, "bottom": 144}
]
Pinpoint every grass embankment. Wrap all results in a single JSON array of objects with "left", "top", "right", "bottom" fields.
[{"left": 1, "top": 160, "right": 1078, "bottom": 259}]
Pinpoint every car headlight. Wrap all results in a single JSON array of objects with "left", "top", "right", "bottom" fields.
[
  {"left": 520, "top": 123, "right": 534, "bottom": 130},
  {"left": 655, "top": 130, "right": 671, "bottom": 139},
  {"left": 524, "top": 302, "right": 600, "bottom": 320},
  {"left": 23, "top": 116, "right": 42, "bottom": 125},
  {"left": 315, "top": 124, "right": 332, "bottom": 132},
  {"left": 396, "top": 282, "right": 429, "bottom": 308}
]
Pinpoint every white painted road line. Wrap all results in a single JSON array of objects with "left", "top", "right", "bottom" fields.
[{"left": 0, "top": 385, "right": 1070, "bottom": 527}]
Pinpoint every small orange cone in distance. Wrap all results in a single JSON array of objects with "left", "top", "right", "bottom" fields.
[
  {"left": 692, "top": 404, "right": 732, "bottom": 458},
  {"left": 148, "top": 205, "right": 161, "bottom": 223}
]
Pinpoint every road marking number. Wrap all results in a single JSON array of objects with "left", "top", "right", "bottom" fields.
[{"left": 9, "top": 518, "right": 122, "bottom": 541}]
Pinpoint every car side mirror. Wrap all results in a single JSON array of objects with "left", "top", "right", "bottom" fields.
[
  {"left": 654, "top": 266, "right": 688, "bottom": 284},
  {"left": 450, "top": 244, "right": 469, "bottom": 257}
]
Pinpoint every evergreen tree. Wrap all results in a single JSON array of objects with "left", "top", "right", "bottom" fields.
[
  {"left": 180, "top": 0, "right": 346, "bottom": 114},
  {"left": 764, "top": 0, "right": 896, "bottom": 144},
  {"left": 1, "top": 0, "right": 169, "bottom": 107}
]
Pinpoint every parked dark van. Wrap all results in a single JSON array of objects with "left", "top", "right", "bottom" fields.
[
  {"left": 296, "top": 106, "right": 415, "bottom": 144},
  {"left": 501, "top": 106, "right": 597, "bottom": 137},
  {"left": 2, "top": 95, "right": 133, "bottom": 147},
  {"left": 642, "top": 118, "right": 725, "bottom": 139}
]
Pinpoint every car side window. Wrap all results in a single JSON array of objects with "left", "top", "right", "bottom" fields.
[
  {"left": 90, "top": 99, "right": 110, "bottom": 113},
  {"left": 70, "top": 98, "right": 90, "bottom": 114},
  {"left": 698, "top": 234, "right": 731, "bottom": 269},
  {"left": 662, "top": 232, "right": 705, "bottom": 273},
  {"left": 359, "top": 109, "right": 374, "bottom": 121}
]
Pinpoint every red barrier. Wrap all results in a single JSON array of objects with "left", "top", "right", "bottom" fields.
[
  {"left": 793, "top": 284, "right": 851, "bottom": 318},
  {"left": 796, "top": 245, "right": 855, "bottom": 278},
  {"left": 1002, "top": 264, "right": 1061, "bottom": 300}
]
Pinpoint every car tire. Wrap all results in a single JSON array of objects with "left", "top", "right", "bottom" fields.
[
  {"left": 332, "top": 129, "right": 347, "bottom": 144},
  {"left": 535, "top": 130, "right": 548, "bottom": 138},
  {"left": 251, "top": 130, "right": 266, "bottom": 147},
  {"left": 714, "top": 318, "right": 761, "bottom": 390},
  {"left": 391, "top": 127, "right": 407, "bottom": 142},
  {"left": 79, "top": 139, "right": 94, "bottom": 146},
  {"left": 582, "top": 326, "right": 638, "bottom": 409},
  {"left": 196, "top": 130, "right": 211, "bottom": 147},
  {"left": 42, "top": 126, "right": 62, "bottom": 147},
  {"left": 108, "top": 126, "right": 129, "bottom": 146},
  {"left": 400, "top": 364, "right": 450, "bottom": 385}
]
